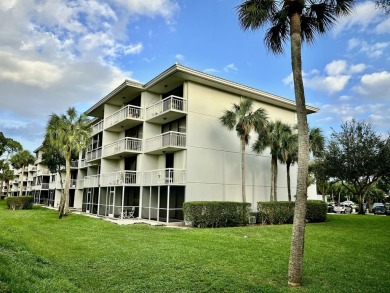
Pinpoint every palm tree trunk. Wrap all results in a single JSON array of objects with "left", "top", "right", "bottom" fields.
[
  {"left": 288, "top": 9, "right": 310, "bottom": 288},
  {"left": 241, "top": 139, "right": 246, "bottom": 203},
  {"left": 287, "top": 162, "right": 291, "bottom": 202},
  {"left": 271, "top": 156, "right": 278, "bottom": 201},
  {"left": 59, "top": 157, "right": 71, "bottom": 219}
]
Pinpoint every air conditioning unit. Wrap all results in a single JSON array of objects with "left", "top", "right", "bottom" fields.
[{"left": 248, "top": 216, "right": 256, "bottom": 224}]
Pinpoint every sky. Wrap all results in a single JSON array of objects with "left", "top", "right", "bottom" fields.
[{"left": 0, "top": 0, "right": 389, "bottom": 153}]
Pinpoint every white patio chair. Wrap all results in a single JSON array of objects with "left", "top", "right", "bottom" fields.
[{"left": 128, "top": 206, "right": 135, "bottom": 218}]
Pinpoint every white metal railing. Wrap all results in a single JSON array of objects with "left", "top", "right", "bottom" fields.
[
  {"left": 100, "top": 171, "right": 140, "bottom": 186},
  {"left": 104, "top": 137, "right": 142, "bottom": 157},
  {"left": 92, "top": 120, "right": 104, "bottom": 135},
  {"left": 80, "top": 159, "right": 88, "bottom": 168},
  {"left": 41, "top": 183, "right": 49, "bottom": 189},
  {"left": 86, "top": 147, "right": 102, "bottom": 161},
  {"left": 105, "top": 105, "right": 143, "bottom": 128},
  {"left": 37, "top": 169, "right": 50, "bottom": 176},
  {"left": 84, "top": 175, "right": 100, "bottom": 187},
  {"left": 146, "top": 95, "right": 187, "bottom": 120},
  {"left": 145, "top": 131, "right": 186, "bottom": 152},
  {"left": 143, "top": 168, "right": 186, "bottom": 185}
]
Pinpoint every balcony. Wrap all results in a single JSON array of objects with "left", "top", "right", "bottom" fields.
[
  {"left": 86, "top": 147, "right": 102, "bottom": 162},
  {"left": 100, "top": 171, "right": 140, "bottom": 186},
  {"left": 84, "top": 175, "right": 100, "bottom": 188},
  {"left": 145, "top": 132, "right": 186, "bottom": 154},
  {"left": 143, "top": 168, "right": 186, "bottom": 186},
  {"left": 104, "top": 105, "right": 143, "bottom": 132},
  {"left": 36, "top": 183, "right": 49, "bottom": 190},
  {"left": 103, "top": 137, "right": 142, "bottom": 159},
  {"left": 146, "top": 95, "right": 187, "bottom": 124},
  {"left": 92, "top": 120, "right": 104, "bottom": 135},
  {"left": 70, "top": 160, "right": 79, "bottom": 168},
  {"left": 79, "top": 159, "right": 88, "bottom": 168}
]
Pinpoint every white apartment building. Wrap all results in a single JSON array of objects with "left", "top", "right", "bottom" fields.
[{"left": 10, "top": 63, "right": 320, "bottom": 223}]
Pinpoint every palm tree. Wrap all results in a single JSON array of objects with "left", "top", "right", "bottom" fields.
[
  {"left": 220, "top": 97, "right": 268, "bottom": 203},
  {"left": 253, "top": 120, "right": 291, "bottom": 201},
  {"left": 45, "top": 107, "right": 91, "bottom": 219},
  {"left": 237, "top": 0, "right": 355, "bottom": 286},
  {"left": 309, "top": 127, "right": 325, "bottom": 158},
  {"left": 280, "top": 132, "right": 298, "bottom": 202},
  {"left": 10, "top": 150, "right": 35, "bottom": 196}
]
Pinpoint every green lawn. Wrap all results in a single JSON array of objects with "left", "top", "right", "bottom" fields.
[{"left": 0, "top": 201, "right": 389, "bottom": 292}]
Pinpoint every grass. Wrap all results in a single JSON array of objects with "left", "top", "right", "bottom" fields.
[{"left": 0, "top": 201, "right": 389, "bottom": 292}]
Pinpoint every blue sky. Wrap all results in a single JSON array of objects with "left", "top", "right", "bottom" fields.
[{"left": 0, "top": 0, "right": 389, "bottom": 153}]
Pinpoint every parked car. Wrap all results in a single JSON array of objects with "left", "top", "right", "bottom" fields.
[
  {"left": 373, "top": 205, "right": 386, "bottom": 215},
  {"left": 371, "top": 203, "right": 385, "bottom": 213},
  {"left": 333, "top": 204, "right": 352, "bottom": 214},
  {"left": 327, "top": 204, "right": 334, "bottom": 213}
]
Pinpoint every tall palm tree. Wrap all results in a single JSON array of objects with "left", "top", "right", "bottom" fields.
[
  {"left": 280, "top": 131, "right": 298, "bottom": 202},
  {"left": 220, "top": 97, "right": 268, "bottom": 203},
  {"left": 237, "top": 0, "right": 355, "bottom": 286},
  {"left": 10, "top": 150, "right": 35, "bottom": 196},
  {"left": 253, "top": 120, "right": 291, "bottom": 201},
  {"left": 45, "top": 107, "right": 91, "bottom": 219}
]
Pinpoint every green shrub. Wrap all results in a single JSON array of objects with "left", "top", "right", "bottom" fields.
[
  {"left": 6, "top": 196, "right": 33, "bottom": 210},
  {"left": 258, "top": 201, "right": 295, "bottom": 225},
  {"left": 306, "top": 200, "right": 328, "bottom": 222},
  {"left": 257, "top": 200, "right": 327, "bottom": 225},
  {"left": 183, "top": 201, "right": 251, "bottom": 228}
]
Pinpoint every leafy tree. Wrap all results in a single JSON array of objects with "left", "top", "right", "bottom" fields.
[
  {"left": 309, "top": 159, "right": 330, "bottom": 201},
  {"left": 0, "top": 161, "right": 15, "bottom": 197},
  {"left": 45, "top": 107, "right": 91, "bottom": 219},
  {"left": 237, "top": 0, "right": 355, "bottom": 286},
  {"left": 0, "top": 132, "right": 22, "bottom": 159},
  {"left": 253, "top": 120, "right": 292, "bottom": 201},
  {"left": 220, "top": 97, "right": 268, "bottom": 203},
  {"left": 323, "top": 120, "right": 390, "bottom": 214},
  {"left": 10, "top": 150, "right": 35, "bottom": 196}
]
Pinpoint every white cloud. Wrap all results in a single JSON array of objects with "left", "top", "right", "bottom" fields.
[
  {"left": 283, "top": 60, "right": 365, "bottom": 94},
  {"left": 0, "top": 0, "right": 179, "bottom": 151},
  {"left": 224, "top": 63, "right": 238, "bottom": 73},
  {"left": 305, "top": 75, "right": 351, "bottom": 94},
  {"left": 175, "top": 54, "right": 185, "bottom": 60},
  {"left": 375, "top": 16, "right": 390, "bottom": 34},
  {"left": 325, "top": 60, "right": 347, "bottom": 76},
  {"left": 354, "top": 71, "right": 390, "bottom": 99},
  {"left": 334, "top": 1, "right": 382, "bottom": 34}
]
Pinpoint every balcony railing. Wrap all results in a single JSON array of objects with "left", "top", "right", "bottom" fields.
[
  {"left": 105, "top": 105, "right": 143, "bottom": 130},
  {"left": 100, "top": 171, "right": 140, "bottom": 186},
  {"left": 86, "top": 147, "right": 102, "bottom": 162},
  {"left": 80, "top": 159, "right": 88, "bottom": 168},
  {"left": 104, "top": 137, "right": 142, "bottom": 158},
  {"left": 84, "top": 175, "right": 100, "bottom": 188},
  {"left": 92, "top": 120, "right": 104, "bottom": 135},
  {"left": 146, "top": 95, "right": 187, "bottom": 120},
  {"left": 145, "top": 131, "right": 186, "bottom": 153},
  {"left": 143, "top": 168, "right": 186, "bottom": 186}
]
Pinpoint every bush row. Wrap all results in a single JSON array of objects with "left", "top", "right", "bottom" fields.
[
  {"left": 6, "top": 196, "right": 33, "bottom": 210},
  {"left": 183, "top": 201, "right": 251, "bottom": 228},
  {"left": 257, "top": 200, "right": 327, "bottom": 224}
]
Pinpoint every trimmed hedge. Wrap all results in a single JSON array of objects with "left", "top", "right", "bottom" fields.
[
  {"left": 257, "top": 200, "right": 327, "bottom": 225},
  {"left": 183, "top": 201, "right": 251, "bottom": 228},
  {"left": 6, "top": 196, "right": 33, "bottom": 210}
]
